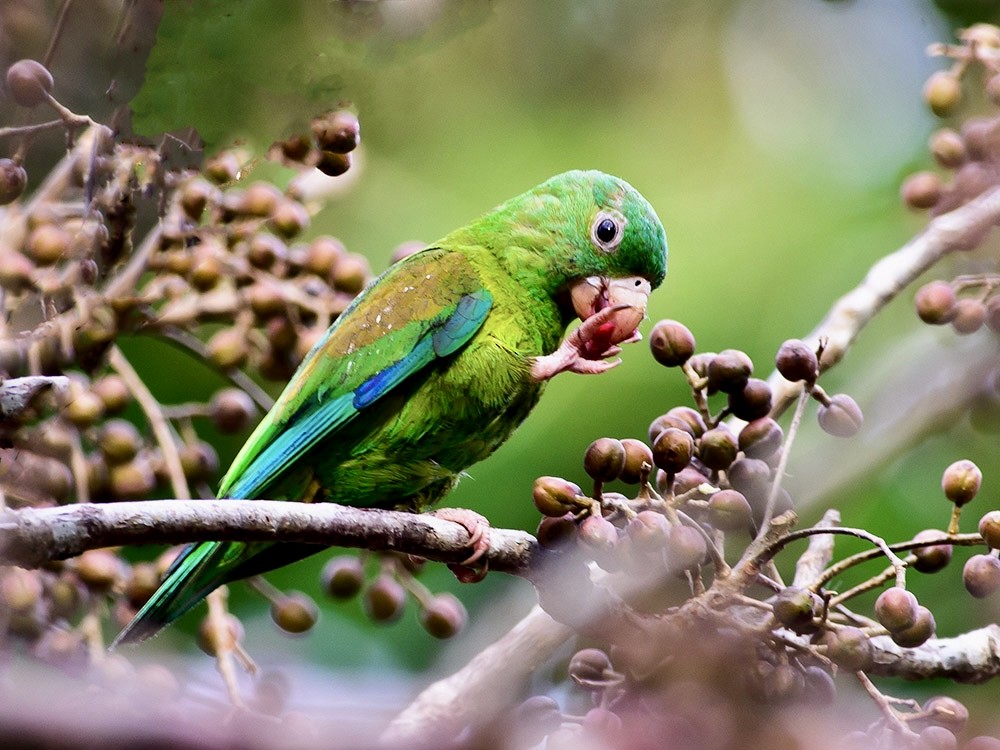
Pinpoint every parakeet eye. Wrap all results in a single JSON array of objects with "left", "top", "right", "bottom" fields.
[{"left": 590, "top": 210, "right": 627, "bottom": 253}]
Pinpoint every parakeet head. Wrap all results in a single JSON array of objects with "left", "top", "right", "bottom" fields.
[{"left": 478, "top": 169, "right": 667, "bottom": 338}]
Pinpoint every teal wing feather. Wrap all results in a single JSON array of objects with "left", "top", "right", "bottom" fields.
[{"left": 113, "top": 252, "right": 492, "bottom": 647}]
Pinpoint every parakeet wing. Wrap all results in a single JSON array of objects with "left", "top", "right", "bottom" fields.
[{"left": 218, "top": 250, "right": 493, "bottom": 500}]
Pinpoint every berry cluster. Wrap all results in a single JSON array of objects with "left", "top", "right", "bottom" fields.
[
  {"left": 906, "top": 24, "right": 1000, "bottom": 336},
  {"left": 505, "top": 321, "right": 1000, "bottom": 749}
]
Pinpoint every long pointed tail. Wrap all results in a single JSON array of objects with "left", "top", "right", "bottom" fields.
[{"left": 111, "top": 541, "right": 236, "bottom": 648}]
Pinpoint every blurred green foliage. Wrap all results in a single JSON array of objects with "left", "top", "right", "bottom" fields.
[{"left": 99, "top": 0, "right": 1000, "bottom": 690}]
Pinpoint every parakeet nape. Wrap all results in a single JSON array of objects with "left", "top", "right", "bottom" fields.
[{"left": 114, "top": 169, "right": 667, "bottom": 646}]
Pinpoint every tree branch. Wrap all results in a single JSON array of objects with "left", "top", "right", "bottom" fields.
[{"left": 0, "top": 499, "right": 542, "bottom": 573}]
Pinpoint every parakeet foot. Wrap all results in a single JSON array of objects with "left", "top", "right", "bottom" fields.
[
  {"left": 429, "top": 507, "right": 491, "bottom": 582},
  {"left": 531, "top": 304, "right": 641, "bottom": 382}
]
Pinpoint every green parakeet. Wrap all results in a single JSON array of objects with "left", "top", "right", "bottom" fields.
[{"left": 114, "top": 169, "right": 667, "bottom": 646}]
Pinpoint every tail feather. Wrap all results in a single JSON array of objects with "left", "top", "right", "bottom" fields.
[{"left": 111, "top": 541, "right": 233, "bottom": 648}]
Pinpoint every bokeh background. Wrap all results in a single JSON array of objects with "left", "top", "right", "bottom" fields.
[{"left": 4, "top": 0, "right": 1000, "bottom": 726}]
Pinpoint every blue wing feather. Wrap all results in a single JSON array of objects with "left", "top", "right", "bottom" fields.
[{"left": 223, "top": 291, "right": 493, "bottom": 499}]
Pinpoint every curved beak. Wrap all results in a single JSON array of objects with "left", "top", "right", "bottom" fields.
[{"left": 568, "top": 275, "right": 652, "bottom": 342}]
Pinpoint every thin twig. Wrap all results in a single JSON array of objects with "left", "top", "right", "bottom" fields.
[
  {"left": 759, "top": 386, "right": 810, "bottom": 532},
  {"left": 109, "top": 345, "right": 191, "bottom": 500}
]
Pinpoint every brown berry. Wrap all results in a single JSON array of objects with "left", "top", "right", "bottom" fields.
[
  {"left": 930, "top": 128, "right": 966, "bottom": 168},
  {"left": 270, "top": 199, "right": 310, "bottom": 239},
  {"left": 979, "top": 510, "right": 1000, "bottom": 549},
  {"left": 664, "top": 524, "right": 707, "bottom": 574},
  {"left": 951, "top": 298, "right": 986, "bottom": 335},
  {"left": 197, "top": 613, "right": 244, "bottom": 656},
  {"left": 180, "top": 178, "right": 216, "bottom": 220},
  {"left": 419, "top": 593, "right": 467, "bottom": 639},
  {"left": 209, "top": 388, "right": 257, "bottom": 433},
  {"left": 584, "top": 437, "right": 626, "bottom": 482},
  {"left": 271, "top": 591, "right": 319, "bottom": 634},
  {"left": 109, "top": 458, "right": 157, "bottom": 500},
  {"left": 578, "top": 514, "right": 619, "bottom": 552},
  {"left": 536, "top": 514, "right": 578, "bottom": 548},
  {"left": 923, "top": 695, "right": 969, "bottom": 735},
  {"left": 823, "top": 626, "right": 873, "bottom": 671},
  {"left": 901, "top": 171, "right": 942, "bottom": 209},
  {"left": 65, "top": 388, "right": 106, "bottom": 428},
  {"left": 0, "top": 568, "right": 42, "bottom": 611},
  {"left": 738, "top": 418, "right": 783, "bottom": 460},
  {"left": 775, "top": 339, "right": 818, "bottom": 383},
  {"left": 97, "top": 418, "right": 142, "bottom": 464},
  {"left": 532, "top": 476, "right": 583, "bottom": 517},
  {"left": 316, "top": 150, "right": 352, "bottom": 177},
  {"left": 0, "top": 158, "right": 27, "bottom": 204},
  {"left": 75, "top": 549, "right": 123, "bottom": 590},
  {"left": 625, "top": 510, "right": 670, "bottom": 556},
  {"left": 706, "top": 349, "right": 753, "bottom": 394},
  {"left": 652, "top": 428, "right": 694, "bottom": 474},
  {"left": 569, "top": 648, "right": 613, "bottom": 684},
  {"left": 911, "top": 529, "right": 953, "bottom": 573},
  {"left": 124, "top": 562, "right": 161, "bottom": 607},
  {"left": 890, "top": 605, "right": 935, "bottom": 648},
  {"left": 26, "top": 224, "right": 69, "bottom": 265},
  {"left": 772, "top": 586, "right": 820, "bottom": 633},
  {"left": 322, "top": 556, "right": 365, "bottom": 599},
  {"left": 304, "top": 235, "right": 346, "bottom": 277},
  {"left": 648, "top": 319, "right": 695, "bottom": 367},
  {"left": 728, "top": 378, "right": 772, "bottom": 422},
  {"left": 875, "top": 587, "right": 919, "bottom": 632},
  {"left": 207, "top": 328, "right": 250, "bottom": 370},
  {"left": 942, "top": 459, "right": 982, "bottom": 506},
  {"left": 311, "top": 110, "right": 360, "bottom": 154},
  {"left": 5, "top": 59, "right": 54, "bottom": 107},
  {"left": 619, "top": 438, "right": 653, "bottom": 484},
  {"left": 363, "top": 574, "right": 406, "bottom": 622},
  {"left": 963, "top": 554, "right": 1000, "bottom": 598},
  {"left": 92, "top": 375, "right": 130, "bottom": 414},
  {"left": 817, "top": 393, "right": 863, "bottom": 438},
  {"left": 697, "top": 425, "right": 739, "bottom": 471},
  {"left": 708, "top": 489, "right": 752, "bottom": 532},
  {"left": 924, "top": 71, "right": 961, "bottom": 117},
  {"left": 915, "top": 281, "right": 957, "bottom": 325},
  {"left": 331, "top": 252, "right": 369, "bottom": 294}
]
